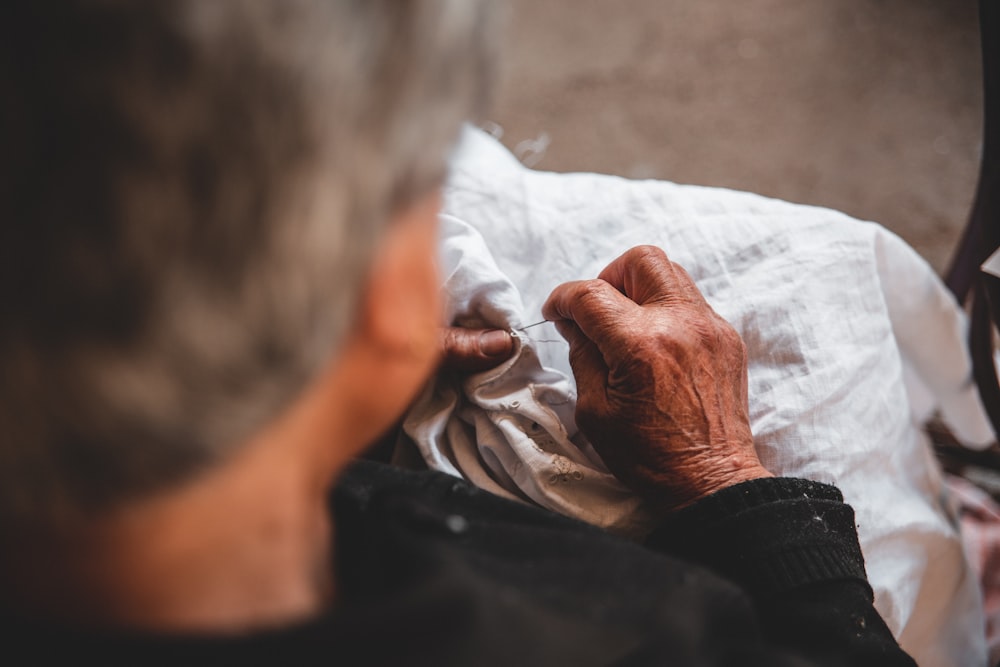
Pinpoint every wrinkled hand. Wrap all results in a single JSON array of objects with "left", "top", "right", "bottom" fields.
[
  {"left": 543, "top": 246, "right": 771, "bottom": 514},
  {"left": 439, "top": 326, "right": 515, "bottom": 373}
]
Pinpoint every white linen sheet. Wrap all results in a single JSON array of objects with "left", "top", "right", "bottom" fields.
[{"left": 400, "top": 127, "right": 993, "bottom": 666}]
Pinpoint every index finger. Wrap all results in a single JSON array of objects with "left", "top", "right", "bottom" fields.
[
  {"left": 541, "top": 278, "right": 637, "bottom": 352},
  {"left": 597, "top": 245, "right": 706, "bottom": 307},
  {"left": 439, "top": 327, "right": 515, "bottom": 373}
]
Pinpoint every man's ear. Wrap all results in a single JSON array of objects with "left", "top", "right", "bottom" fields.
[
  {"left": 307, "top": 190, "right": 443, "bottom": 459},
  {"left": 354, "top": 190, "right": 443, "bottom": 364}
]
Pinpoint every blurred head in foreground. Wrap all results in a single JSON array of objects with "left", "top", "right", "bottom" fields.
[{"left": 0, "top": 1, "right": 494, "bottom": 536}]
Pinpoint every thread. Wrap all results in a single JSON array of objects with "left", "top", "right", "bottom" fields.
[
  {"left": 511, "top": 319, "right": 564, "bottom": 344},
  {"left": 480, "top": 120, "right": 504, "bottom": 140},
  {"left": 514, "top": 132, "right": 550, "bottom": 168}
]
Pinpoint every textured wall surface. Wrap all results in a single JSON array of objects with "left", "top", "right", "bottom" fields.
[{"left": 491, "top": 0, "right": 983, "bottom": 272}]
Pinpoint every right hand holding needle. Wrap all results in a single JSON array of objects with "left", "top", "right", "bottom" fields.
[{"left": 542, "top": 245, "right": 772, "bottom": 515}]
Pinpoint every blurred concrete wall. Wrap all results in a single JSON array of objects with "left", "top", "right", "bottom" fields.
[{"left": 491, "top": 0, "right": 983, "bottom": 272}]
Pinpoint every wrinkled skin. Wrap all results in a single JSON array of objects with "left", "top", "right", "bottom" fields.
[
  {"left": 542, "top": 245, "right": 771, "bottom": 514},
  {"left": 439, "top": 327, "right": 515, "bottom": 373}
]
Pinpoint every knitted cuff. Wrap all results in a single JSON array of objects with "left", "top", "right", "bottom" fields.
[{"left": 646, "top": 478, "right": 870, "bottom": 597}]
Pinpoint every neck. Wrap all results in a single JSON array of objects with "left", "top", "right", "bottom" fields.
[
  {"left": 2, "top": 435, "right": 337, "bottom": 633},
  {"left": 0, "top": 351, "right": 375, "bottom": 634},
  {"left": 0, "top": 276, "right": 433, "bottom": 633}
]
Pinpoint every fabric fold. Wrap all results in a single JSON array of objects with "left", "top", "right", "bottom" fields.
[
  {"left": 398, "top": 126, "right": 990, "bottom": 666},
  {"left": 403, "top": 214, "right": 654, "bottom": 537}
]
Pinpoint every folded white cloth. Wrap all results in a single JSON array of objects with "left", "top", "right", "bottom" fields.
[{"left": 401, "top": 127, "right": 992, "bottom": 666}]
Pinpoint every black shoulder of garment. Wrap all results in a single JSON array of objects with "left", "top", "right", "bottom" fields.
[
  {"left": 0, "top": 460, "right": 916, "bottom": 666},
  {"left": 327, "top": 460, "right": 915, "bottom": 667}
]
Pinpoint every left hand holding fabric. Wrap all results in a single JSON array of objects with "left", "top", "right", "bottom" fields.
[{"left": 439, "top": 327, "right": 515, "bottom": 373}]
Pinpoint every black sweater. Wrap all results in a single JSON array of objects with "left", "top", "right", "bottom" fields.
[{"left": 4, "top": 460, "right": 916, "bottom": 666}]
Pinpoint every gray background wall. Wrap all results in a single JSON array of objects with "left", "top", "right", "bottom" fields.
[{"left": 490, "top": 0, "right": 984, "bottom": 273}]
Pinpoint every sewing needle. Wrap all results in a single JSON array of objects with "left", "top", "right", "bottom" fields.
[{"left": 518, "top": 319, "right": 550, "bottom": 330}]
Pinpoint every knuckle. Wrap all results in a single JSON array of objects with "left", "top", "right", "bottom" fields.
[
  {"left": 725, "top": 323, "right": 744, "bottom": 347},
  {"left": 446, "top": 329, "right": 476, "bottom": 359},
  {"left": 712, "top": 317, "right": 746, "bottom": 357},
  {"left": 631, "top": 247, "right": 671, "bottom": 278},
  {"left": 731, "top": 329, "right": 748, "bottom": 362},
  {"left": 671, "top": 323, "right": 705, "bottom": 353},
  {"left": 441, "top": 328, "right": 458, "bottom": 352},
  {"left": 670, "top": 262, "right": 697, "bottom": 287},
  {"left": 575, "top": 281, "right": 613, "bottom": 310},
  {"left": 663, "top": 308, "right": 739, "bottom": 354},
  {"left": 630, "top": 245, "right": 668, "bottom": 263}
]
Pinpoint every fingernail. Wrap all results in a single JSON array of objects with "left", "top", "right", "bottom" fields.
[{"left": 479, "top": 330, "right": 512, "bottom": 357}]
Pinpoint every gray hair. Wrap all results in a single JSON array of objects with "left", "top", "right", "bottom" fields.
[{"left": 0, "top": 0, "right": 497, "bottom": 527}]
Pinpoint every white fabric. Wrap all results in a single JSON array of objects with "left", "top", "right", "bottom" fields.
[
  {"left": 402, "top": 127, "right": 993, "bottom": 666},
  {"left": 984, "top": 247, "right": 1000, "bottom": 280}
]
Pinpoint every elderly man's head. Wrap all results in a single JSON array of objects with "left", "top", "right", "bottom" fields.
[{"left": 0, "top": 0, "right": 495, "bottom": 530}]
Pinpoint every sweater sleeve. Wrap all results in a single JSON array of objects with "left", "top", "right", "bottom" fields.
[{"left": 645, "top": 477, "right": 917, "bottom": 666}]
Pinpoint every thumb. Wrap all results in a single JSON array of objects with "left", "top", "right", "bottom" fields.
[{"left": 552, "top": 318, "right": 610, "bottom": 404}]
